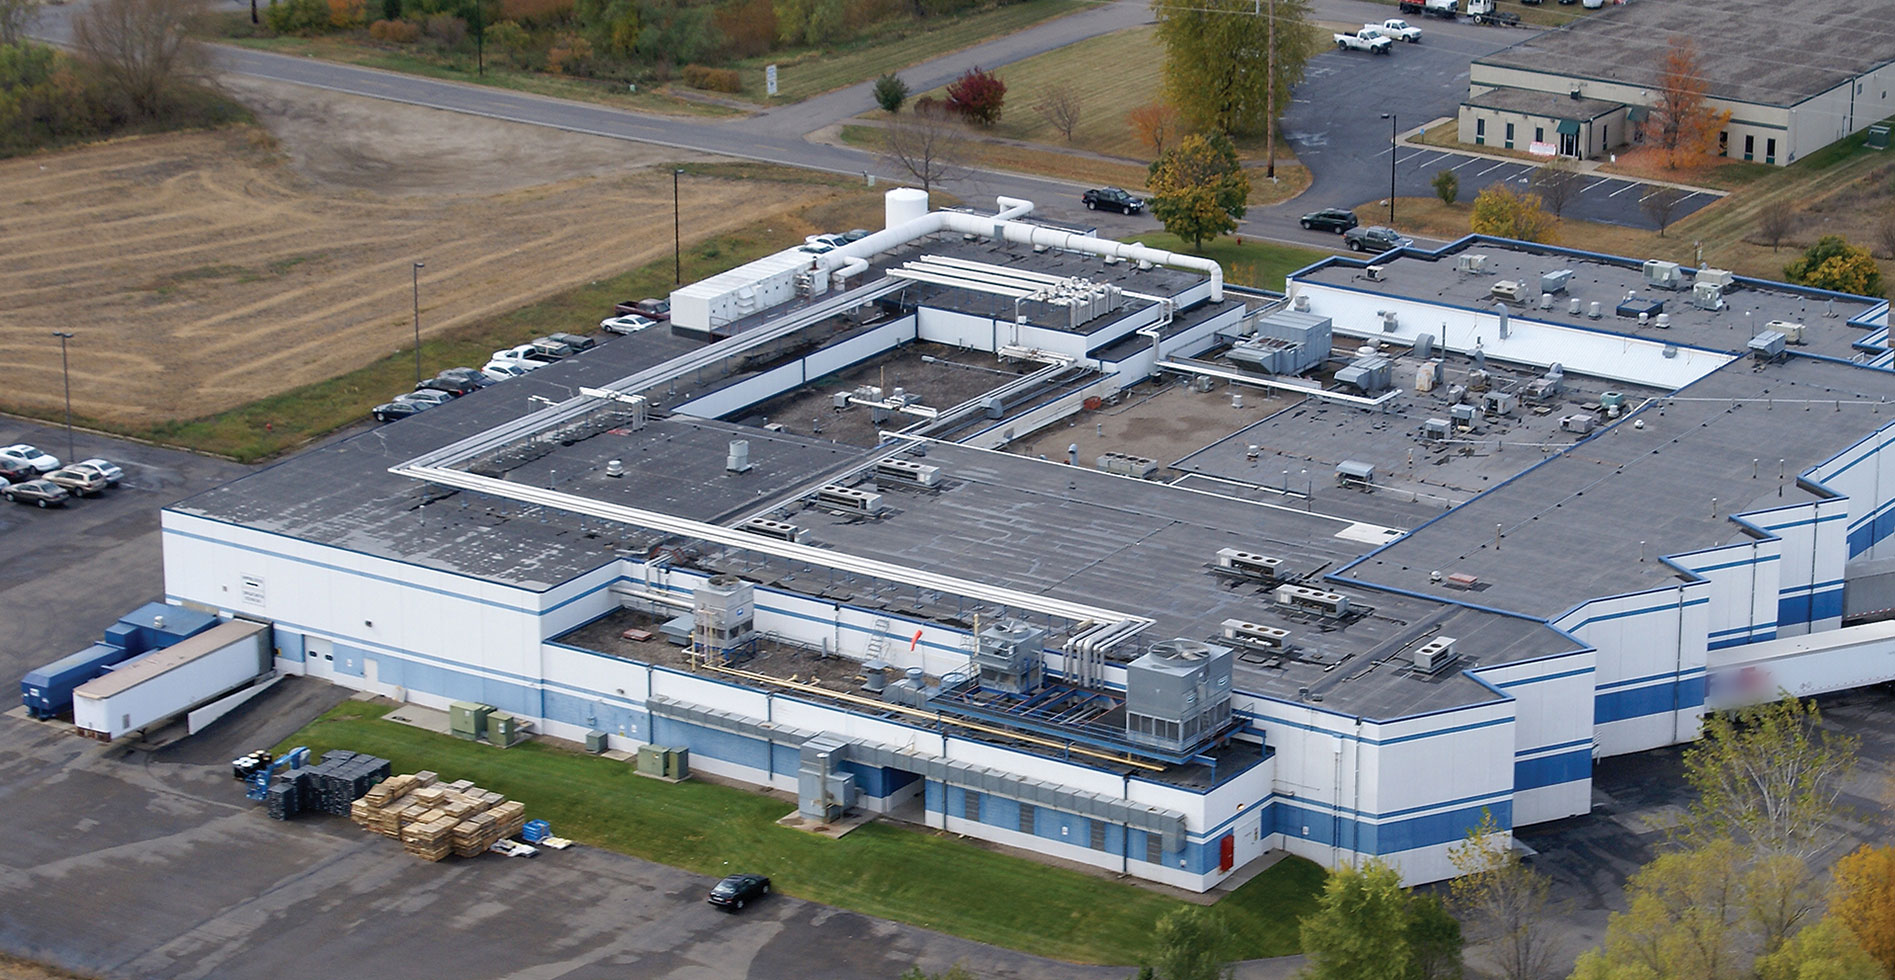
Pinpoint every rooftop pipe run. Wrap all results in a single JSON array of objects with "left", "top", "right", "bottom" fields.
[{"left": 819, "top": 195, "right": 1226, "bottom": 302}]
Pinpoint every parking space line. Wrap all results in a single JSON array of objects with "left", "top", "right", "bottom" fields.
[
  {"left": 1476, "top": 161, "right": 1510, "bottom": 176},
  {"left": 1413, "top": 153, "right": 1450, "bottom": 170},
  {"left": 1396, "top": 150, "right": 1430, "bottom": 165},
  {"left": 1581, "top": 178, "right": 1611, "bottom": 193},
  {"left": 1450, "top": 157, "right": 1482, "bottom": 171},
  {"left": 1608, "top": 182, "right": 1640, "bottom": 198}
]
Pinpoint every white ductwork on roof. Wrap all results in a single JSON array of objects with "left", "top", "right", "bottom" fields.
[{"left": 819, "top": 192, "right": 1225, "bottom": 301}]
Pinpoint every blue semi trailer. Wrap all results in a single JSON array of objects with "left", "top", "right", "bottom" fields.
[{"left": 20, "top": 602, "right": 220, "bottom": 719}]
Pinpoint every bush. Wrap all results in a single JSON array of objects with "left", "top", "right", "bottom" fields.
[
  {"left": 680, "top": 63, "right": 741, "bottom": 91},
  {"left": 369, "top": 17, "right": 422, "bottom": 40},
  {"left": 1784, "top": 235, "right": 1885, "bottom": 297},
  {"left": 500, "top": 0, "right": 572, "bottom": 25},
  {"left": 263, "top": 0, "right": 333, "bottom": 34},
  {"left": 872, "top": 71, "right": 906, "bottom": 113},
  {"left": 944, "top": 65, "right": 1003, "bottom": 126},
  {"left": 327, "top": 0, "right": 367, "bottom": 27},
  {"left": 545, "top": 31, "right": 591, "bottom": 73},
  {"left": 423, "top": 12, "right": 466, "bottom": 44},
  {"left": 1431, "top": 168, "right": 1458, "bottom": 205},
  {"left": 485, "top": 18, "right": 529, "bottom": 59}
]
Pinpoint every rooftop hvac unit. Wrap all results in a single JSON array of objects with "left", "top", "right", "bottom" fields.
[
  {"left": 1216, "top": 548, "right": 1287, "bottom": 580},
  {"left": 1749, "top": 330, "right": 1787, "bottom": 361},
  {"left": 1766, "top": 319, "right": 1806, "bottom": 344},
  {"left": 1292, "top": 293, "right": 1311, "bottom": 312},
  {"left": 1695, "top": 267, "right": 1735, "bottom": 290},
  {"left": 1415, "top": 360, "right": 1442, "bottom": 392},
  {"left": 1490, "top": 280, "right": 1528, "bottom": 303},
  {"left": 1450, "top": 403, "right": 1477, "bottom": 425},
  {"left": 1692, "top": 281, "right": 1728, "bottom": 311},
  {"left": 1275, "top": 584, "right": 1353, "bottom": 618},
  {"left": 1541, "top": 269, "right": 1574, "bottom": 293},
  {"left": 1457, "top": 253, "right": 1489, "bottom": 274},
  {"left": 1124, "top": 640, "right": 1234, "bottom": 753},
  {"left": 1423, "top": 417, "right": 1452, "bottom": 441},
  {"left": 1365, "top": 265, "right": 1387, "bottom": 282},
  {"left": 738, "top": 517, "right": 803, "bottom": 542},
  {"left": 975, "top": 621, "right": 1045, "bottom": 695},
  {"left": 1642, "top": 259, "right": 1684, "bottom": 290},
  {"left": 1560, "top": 414, "right": 1596, "bottom": 435},
  {"left": 1523, "top": 376, "right": 1560, "bottom": 403},
  {"left": 1095, "top": 451, "right": 1159, "bottom": 479},
  {"left": 1335, "top": 459, "right": 1375, "bottom": 489},
  {"left": 1221, "top": 619, "right": 1292, "bottom": 652},
  {"left": 726, "top": 439, "right": 753, "bottom": 473},
  {"left": 1379, "top": 309, "right": 1399, "bottom": 331},
  {"left": 1481, "top": 391, "right": 1516, "bottom": 416},
  {"left": 1335, "top": 355, "right": 1392, "bottom": 395},
  {"left": 1411, "top": 636, "right": 1459, "bottom": 673},
  {"left": 816, "top": 484, "right": 883, "bottom": 514},
  {"left": 875, "top": 457, "right": 942, "bottom": 488},
  {"left": 1599, "top": 390, "right": 1625, "bottom": 409}
]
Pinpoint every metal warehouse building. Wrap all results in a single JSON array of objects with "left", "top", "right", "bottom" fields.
[
  {"left": 1458, "top": 0, "right": 1895, "bottom": 163},
  {"left": 159, "top": 191, "right": 1895, "bottom": 891}
]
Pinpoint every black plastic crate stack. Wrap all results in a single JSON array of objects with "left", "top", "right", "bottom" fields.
[
  {"left": 265, "top": 778, "right": 301, "bottom": 820},
  {"left": 301, "top": 751, "right": 393, "bottom": 816}
]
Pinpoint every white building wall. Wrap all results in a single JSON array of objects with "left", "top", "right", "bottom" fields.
[
  {"left": 1672, "top": 536, "right": 1783, "bottom": 650},
  {"left": 1472, "top": 648, "right": 1596, "bottom": 825}
]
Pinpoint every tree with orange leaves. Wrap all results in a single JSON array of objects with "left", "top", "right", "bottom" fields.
[
  {"left": 1647, "top": 35, "right": 1732, "bottom": 169},
  {"left": 1830, "top": 844, "right": 1895, "bottom": 976}
]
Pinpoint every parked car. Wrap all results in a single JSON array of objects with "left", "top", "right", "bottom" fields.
[
  {"left": 707, "top": 873, "right": 770, "bottom": 912},
  {"left": 0, "top": 444, "right": 60, "bottom": 474},
  {"left": 435, "top": 367, "right": 495, "bottom": 389},
  {"left": 843, "top": 228, "right": 871, "bottom": 242},
  {"left": 805, "top": 233, "right": 849, "bottom": 250},
  {"left": 371, "top": 400, "right": 426, "bottom": 423},
  {"left": 73, "top": 458, "right": 123, "bottom": 485},
  {"left": 600, "top": 314, "right": 658, "bottom": 335},
  {"left": 482, "top": 361, "right": 533, "bottom": 382},
  {"left": 614, "top": 298, "right": 670, "bottom": 320},
  {"left": 1081, "top": 187, "right": 1144, "bottom": 214},
  {"left": 398, "top": 389, "right": 456, "bottom": 408},
  {"left": 1300, "top": 208, "right": 1360, "bottom": 233},
  {"left": 2, "top": 479, "right": 69, "bottom": 508},
  {"left": 1343, "top": 225, "right": 1414, "bottom": 253},
  {"left": 546, "top": 332, "right": 597, "bottom": 352},
  {"left": 0, "top": 459, "right": 38, "bottom": 484},
  {"left": 416, "top": 375, "right": 483, "bottom": 398},
  {"left": 44, "top": 466, "right": 109, "bottom": 497}
]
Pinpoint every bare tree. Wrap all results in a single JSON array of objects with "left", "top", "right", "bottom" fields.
[
  {"left": 72, "top": 0, "right": 207, "bottom": 119},
  {"left": 1877, "top": 216, "right": 1895, "bottom": 260},
  {"left": 1530, "top": 157, "right": 1582, "bottom": 219},
  {"left": 1756, "top": 201, "right": 1795, "bottom": 252},
  {"left": 1640, "top": 186, "right": 1687, "bottom": 237},
  {"left": 880, "top": 102, "right": 967, "bottom": 202},
  {"left": 1450, "top": 810, "right": 1564, "bottom": 980},
  {"left": 1032, "top": 84, "right": 1082, "bottom": 143},
  {"left": 0, "top": 0, "right": 40, "bottom": 46}
]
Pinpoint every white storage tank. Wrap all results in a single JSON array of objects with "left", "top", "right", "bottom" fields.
[
  {"left": 884, "top": 187, "right": 930, "bottom": 228},
  {"left": 72, "top": 620, "right": 271, "bottom": 741}
]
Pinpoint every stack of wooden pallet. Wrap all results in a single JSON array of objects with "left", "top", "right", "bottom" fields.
[{"left": 348, "top": 770, "right": 527, "bottom": 862}]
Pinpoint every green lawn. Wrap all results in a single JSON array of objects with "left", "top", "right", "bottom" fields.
[
  {"left": 280, "top": 700, "right": 1325, "bottom": 966},
  {"left": 1128, "top": 232, "right": 1331, "bottom": 293},
  {"left": 729, "top": 0, "right": 1085, "bottom": 104}
]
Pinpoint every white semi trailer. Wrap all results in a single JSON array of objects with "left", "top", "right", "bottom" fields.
[{"left": 73, "top": 619, "right": 271, "bottom": 741}]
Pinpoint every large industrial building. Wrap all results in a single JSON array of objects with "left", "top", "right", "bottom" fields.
[
  {"left": 1457, "top": 0, "right": 1894, "bottom": 164},
  {"left": 157, "top": 190, "right": 1895, "bottom": 892}
]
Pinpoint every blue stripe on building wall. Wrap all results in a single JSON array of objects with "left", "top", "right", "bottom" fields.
[
  {"left": 1272, "top": 799, "right": 1514, "bottom": 856},
  {"left": 1778, "top": 588, "right": 1844, "bottom": 627},
  {"left": 1514, "top": 749, "right": 1591, "bottom": 791},
  {"left": 1595, "top": 676, "right": 1706, "bottom": 724},
  {"left": 1562, "top": 596, "right": 1709, "bottom": 632}
]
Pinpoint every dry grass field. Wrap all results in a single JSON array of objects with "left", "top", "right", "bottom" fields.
[{"left": 0, "top": 80, "right": 835, "bottom": 431}]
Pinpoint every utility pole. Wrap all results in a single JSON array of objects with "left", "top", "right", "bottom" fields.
[
  {"left": 673, "top": 169, "right": 684, "bottom": 284},
  {"left": 1265, "top": 0, "right": 1277, "bottom": 178},
  {"left": 52, "top": 331, "right": 75, "bottom": 464},
  {"left": 412, "top": 262, "right": 425, "bottom": 386}
]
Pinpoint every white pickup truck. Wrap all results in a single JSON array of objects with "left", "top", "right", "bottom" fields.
[
  {"left": 1371, "top": 18, "right": 1422, "bottom": 41},
  {"left": 1333, "top": 27, "right": 1393, "bottom": 54}
]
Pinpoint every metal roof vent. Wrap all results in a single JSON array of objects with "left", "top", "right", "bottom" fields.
[{"left": 726, "top": 440, "right": 752, "bottom": 473}]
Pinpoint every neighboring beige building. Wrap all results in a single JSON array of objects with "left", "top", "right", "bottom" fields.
[{"left": 1457, "top": 0, "right": 1895, "bottom": 165}]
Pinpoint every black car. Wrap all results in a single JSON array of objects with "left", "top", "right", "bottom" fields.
[
  {"left": 417, "top": 375, "right": 483, "bottom": 397},
  {"left": 2, "top": 479, "right": 69, "bottom": 508},
  {"left": 707, "top": 873, "right": 770, "bottom": 912},
  {"left": 1343, "top": 225, "right": 1415, "bottom": 253},
  {"left": 0, "top": 459, "right": 37, "bottom": 484},
  {"left": 546, "top": 332, "right": 597, "bottom": 353},
  {"left": 1300, "top": 208, "right": 1359, "bottom": 234},
  {"left": 1081, "top": 187, "right": 1144, "bottom": 214},
  {"left": 435, "top": 367, "right": 495, "bottom": 389},
  {"left": 371, "top": 400, "right": 426, "bottom": 423}
]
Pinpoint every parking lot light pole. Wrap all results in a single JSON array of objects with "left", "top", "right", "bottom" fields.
[
  {"left": 1380, "top": 112, "right": 1398, "bottom": 224},
  {"left": 673, "top": 168, "right": 684, "bottom": 285},
  {"left": 412, "top": 261, "right": 425, "bottom": 386},
  {"left": 52, "top": 331, "right": 74, "bottom": 463}
]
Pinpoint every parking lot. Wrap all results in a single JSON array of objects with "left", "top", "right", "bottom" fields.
[{"left": 1380, "top": 145, "right": 1717, "bottom": 227}]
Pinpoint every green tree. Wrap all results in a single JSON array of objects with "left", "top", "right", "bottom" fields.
[
  {"left": 1147, "top": 132, "right": 1249, "bottom": 251},
  {"left": 872, "top": 71, "right": 907, "bottom": 113},
  {"left": 1783, "top": 236, "right": 1886, "bottom": 298},
  {"left": 1681, "top": 695, "right": 1859, "bottom": 860},
  {"left": 1432, "top": 168, "right": 1459, "bottom": 206},
  {"left": 1830, "top": 845, "right": 1895, "bottom": 976},
  {"left": 485, "top": 19, "right": 528, "bottom": 63},
  {"left": 575, "top": 0, "right": 638, "bottom": 57},
  {"left": 1154, "top": 0, "right": 1314, "bottom": 165},
  {"left": 1469, "top": 185, "right": 1556, "bottom": 244},
  {"left": 1570, "top": 840, "right": 1751, "bottom": 980},
  {"left": 0, "top": 0, "right": 40, "bottom": 45},
  {"left": 1753, "top": 918, "right": 1886, "bottom": 980},
  {"left": 1743, "top": 852, "right": 1822, "bottom": 956},
  {"left": 1407, "top": 894, "right": 1465, "bottom": 980},
  {"left": 1299, "top": 860, "right": 1418, "bottom": 980},
  {"left": 1450, "top": 810, "right": 1562, "bottom": 980},
  {"left": 1152, "top": 905, "right": 1233, "bottom": 980}
]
